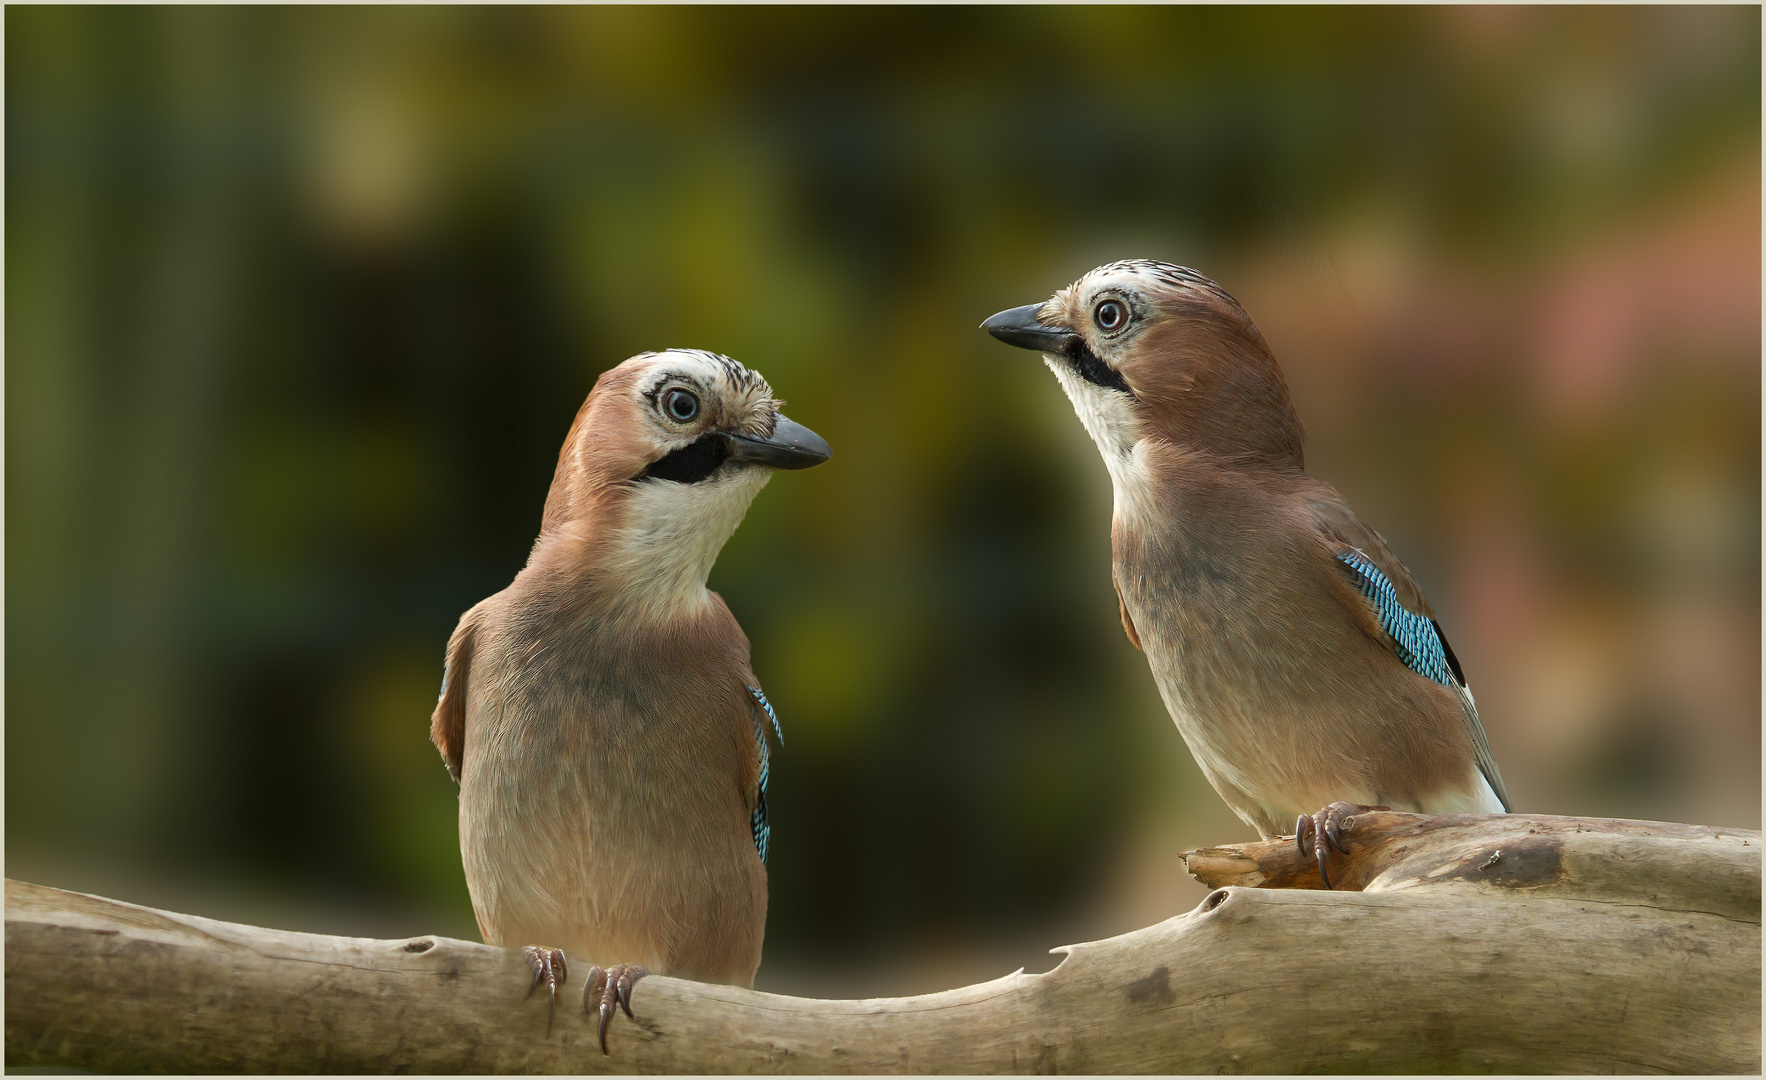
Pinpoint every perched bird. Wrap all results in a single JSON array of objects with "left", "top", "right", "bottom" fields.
[
  {"left": 430, "top": 349, "right": 828, "bottom": 1050},
  {"left": 983, "top": 261, "right": 1508, "bottom": 886}
]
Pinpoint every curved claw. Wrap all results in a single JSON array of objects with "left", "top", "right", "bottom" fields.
[
  {"left": 597, "top": 995, "right": 616, "bottom": 1056},
  {"left": 582, "top": 965, "right": 608, "bottom": 1011},
  {"left": 582, "top": 965, "right": 607, "bottom": 1050},
  {"left": 1300, "top": 802, "right": 1393, "bottom": 890},
  {"left": 617, "top": 965, "right": 649, "bottom": 1019},
  {"left": 521, "top": 946, "right": 568, "bottom": 1037},
  {"left": 582, "top": 964, "right": 616, "bottom": 1055},
  {"left": 583, "top": 963, "right": 650, "bottom": 1056}
]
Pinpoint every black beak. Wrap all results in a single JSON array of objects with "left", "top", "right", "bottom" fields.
[
  {"left": 982, "top": 303, "right": 1076, "bottom": 354},
  {"left": 726, "top": 414, "right": 831, "bottom": 470}
]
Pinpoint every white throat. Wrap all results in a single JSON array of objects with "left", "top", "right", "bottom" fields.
[
  {"left": 604, "top": 466, "right": 773, "bottom": 619},
  {"left": 1045, "top": 356, "right": 1156, "bottom": 524}
]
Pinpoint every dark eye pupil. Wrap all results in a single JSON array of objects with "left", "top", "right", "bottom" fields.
[
  {"left": 1097, "top": 301, "right": 1126, "bottom": 330},
  {"left": 666, "top": 390, "right": 698, "bottom": 421}
]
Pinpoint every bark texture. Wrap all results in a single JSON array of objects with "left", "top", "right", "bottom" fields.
[{"left": 6, "top": 814, "right": 1759, "bottom": 1074}]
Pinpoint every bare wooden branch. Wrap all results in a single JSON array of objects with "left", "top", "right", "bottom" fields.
[
  {"left": 6, "top": 814, "right": 1760, "bottom": 1073},
  {"left": 1181, "top": 811, "right": 1761, "bottom": 915}
]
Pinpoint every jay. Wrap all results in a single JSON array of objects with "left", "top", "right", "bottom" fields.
[
  {"left": 431, "top": 349, "right": 827, "bottom": 1050},
  {"left": 984, "top": 260, "right": 1508, "bottom": 886}
]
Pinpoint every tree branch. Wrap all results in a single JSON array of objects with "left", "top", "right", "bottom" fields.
[{"left": 6, "top": 814, "right": 1759, "bottom": 1073}]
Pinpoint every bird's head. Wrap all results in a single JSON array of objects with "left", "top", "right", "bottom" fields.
[
  {"left": 537, "top": 348, "right": 830, "bottom": 614},
  {"left": 983, "top": 260, "right": 1304, "bottom": 472}
]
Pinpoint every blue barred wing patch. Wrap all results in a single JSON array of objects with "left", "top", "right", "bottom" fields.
[
  {"left": 746, "top": 685, "right": 781, "bottom": 864},
  {"left": 1337, "top": 549, "right": 1454, "bottom": 687},
  {"left": 749, "top": 685, "right": 784, "bottom": 745}
]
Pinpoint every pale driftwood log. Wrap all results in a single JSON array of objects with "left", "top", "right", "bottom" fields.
[{"left": 6, "top": 814, "right": 1760, "bottom": 1074}]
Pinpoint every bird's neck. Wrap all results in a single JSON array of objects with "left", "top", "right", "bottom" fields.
[
  {"left": 1047, "top": 343, "right": 1307, "bottom": 535},
  {"left": 1047, "top": 355, "right": 1142, "bottom": 462},
  {"left": 1102, "top": 433, "right": 1309, "bottom": 566},
  {"left": 529, "top": 467, "right": 772, "bottom": 625},
  {"left": 1046, "top": 357, "right": 1168, "bottom": 527},
  {"left": 1126, "top": 308, "right": 1307, "bottom": 470},
  {"left": 606, "top": 468, "right": 774, "bottom": 622}
]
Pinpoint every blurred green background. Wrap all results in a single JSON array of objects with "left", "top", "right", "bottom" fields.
[{"left": 7, "top": 6, "right": 1759, "bottom": 998}]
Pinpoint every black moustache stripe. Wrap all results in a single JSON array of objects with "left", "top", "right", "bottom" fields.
[
  {"left": 640, "top": 434, "right": 730, "bottom": 484},
  {"left": 1066, "top": 340, "right": 1134, "bottom": 396}
]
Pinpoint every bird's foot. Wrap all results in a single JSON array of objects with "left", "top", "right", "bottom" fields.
[
  {"left": 1295, "top": 802, "right": 1389, "bottom": 889},
  {"left": 583, "top": 963, "right": 651, "bottom": 1056},
  {"left": 521, "top": 945, "right": 568, "bottom": 1037}
]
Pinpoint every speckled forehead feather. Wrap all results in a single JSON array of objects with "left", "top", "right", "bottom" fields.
[
  {"left": 1075, "top": 259, "right": 1244, "bottom": 311},
  {"left": 639, "top": 349, "right": 773, "bottom": 398},
  {"left": 681, "top": 349, "right": 772, "bottom": 397}
]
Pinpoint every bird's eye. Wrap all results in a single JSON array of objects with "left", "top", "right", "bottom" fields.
[
  {"left": 1094, "top": 299, "right": 1129, "bottom": 333},
  {"left": 662, "top": 388, "right": 700, "bottom": 423}
]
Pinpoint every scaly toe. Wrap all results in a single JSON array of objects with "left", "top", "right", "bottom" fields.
[
  {"left": 616, "top": 964, "right": 650, "bottom": 1020},
  {"left": 582, "top": 965, "right": 608, "bottom": 1015},
  {"left": 583, "top": 963, "right": 650, "bottom": 1055},
  {"left": 1303, "top": 803, "right": 1393, "bottom": 891},
  {"left": 521, "top": 946, "right": 568, "bottom": 1037}
]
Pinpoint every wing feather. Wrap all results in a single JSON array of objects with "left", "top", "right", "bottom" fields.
[
  {"left": 430, "top": 604, "right": 485, "bottom": 783},
  {"left": 745, "top": 684, "right": 781, "bottom": 864},
  {"left": 1309, "top": 491, "right": 1512, "bottom": 812}
]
